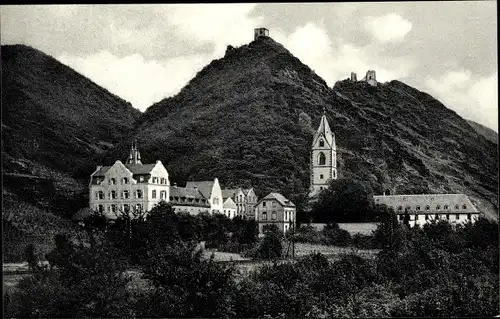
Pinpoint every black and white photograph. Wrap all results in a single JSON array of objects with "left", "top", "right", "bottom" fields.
[{"left": 2, "top": 2, "right": 498, "bottom": 318}]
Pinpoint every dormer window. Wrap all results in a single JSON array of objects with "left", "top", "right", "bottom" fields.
[
  {"left": 139, "top": 176, "right": 144, "bottom": 182},
  {"left": 319, "top": 139, "right": 324, "bottom": 147},
  {"left": 444, "top": 205, "right": 449, "bottom": 210},
  {"left": 462, "top": 204, "right": 467, "bottom": 210},
  {"left": 425, "top": 205, "right": 430, "bottom": 210},
  {"left": 436, "top": 205, "right": 441, "bottom": 210}
]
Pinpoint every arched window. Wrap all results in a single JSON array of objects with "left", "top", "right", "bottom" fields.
[
  {"left": 122, "top": 190, "right": 129, "bottom": 199},
  {"left": 444, "top": 205, "right": 449, "bottom": 210},
  {"left": 123, "top": 177, "right": 129, "bottom": 184},
  {"left": 436, "top": 205, "right": 441, "bottom": 210},
  {"left": 416, "top": 206, "right": 421, "bottom": 210},
  {"left": 455, "top": 205, "right": 460, "bottom": 210},
  {"left": 319, "top": 139, "right": 324, "bottom": 147},
  {"left": 425, "top": 205, "right": 430, "bottom": 210},
  {"left": 109, "top": 178, "right": 116, "bottom": 185},
  {"left": 318, "top": 152, "right": 326, "bottom": 165},
  {"left": 97, "top": 191, "right": 104, "bottom": 200},
  {"left": 462, "top": 204, "right": 467, "bottom": 210},
  {"left": 111, "top": 191, "right": 117, "bottom": 199}
]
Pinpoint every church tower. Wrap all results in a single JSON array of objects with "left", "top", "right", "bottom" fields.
[
  {"left": 127, "top": 140, "right": 142, "bottom": 165},
  {"left": 309, "top": 111, "right": 337, "bottom": 197}
]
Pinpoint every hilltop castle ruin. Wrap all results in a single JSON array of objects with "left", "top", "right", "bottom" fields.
[{"left": 350, "top": 70, "right": 377, "bottom": 86}]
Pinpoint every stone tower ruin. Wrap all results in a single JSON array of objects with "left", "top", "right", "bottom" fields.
[{"left": 254, "top": 27, "right": 269, "bottom": 40}]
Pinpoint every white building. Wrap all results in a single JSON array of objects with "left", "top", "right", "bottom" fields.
[
  {"left": 255, "top": 192, "right": 296, "bottom": 234},
  {"left": 89, "top": 142, "right": 170, "bottom": 218},
  {"left": 186, "top": 179, "right": 223, "bottom": 214},
  {"left": 374, "top": 193, "right": 480, "bottom": 227},
  {"left": 222, "top": 197, "right": 237, "bottom": 219},
  {"left": 222, "top": 187, "right": 259, "bottom": 219}
]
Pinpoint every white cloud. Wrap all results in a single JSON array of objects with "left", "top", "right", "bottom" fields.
[
  {"left": 165, "top": 3, "right": 262, "bottom": 48},
  {"left": 273, "top": 22, "right": 416, "bottom": 86},
  {"left": 58, "top": 51, "right": 213, "bottom": 110},
  {"left": 425, "top": 70, "right": 498, "bottom": 131},
  {"left": 364, "top": 13, "right": 413, "bottom": 43}
]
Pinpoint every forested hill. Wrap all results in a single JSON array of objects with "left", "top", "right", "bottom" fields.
[
  {"left": 101, "top": 36, "right": 498, "bottom": 220},
  {"left": 1, "top": 44, "right": 141, "bottom": 216}
]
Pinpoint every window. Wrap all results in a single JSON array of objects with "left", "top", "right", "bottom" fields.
[
  {"left": 444, "top": 205, "right": 449, "bottom": 210},
  {"left": 152, "top": 190, "right": 157, "bottom": 199},
  {"left": 123, "top": 204, "right": 130, "bottom": 212},
  {"left": 139, "top": 176, "right": 144, "bottom": 182},
  {"left": 109, "top": 178, "right": 116, "bottom": 185},
  {"left": 318, "top": 152, "right": 326, "bottom": 165},
  {"left": 320, "top": 174, "right": 324, "bottom": 179},
  {"left": 262, "top": 202, "right": 266, "bottom": 207},
  {"left": 123, "top": 177, "right": 129, "bottom": 184},
  {"left": 467, "top": 214, "right": 471, "bottom": 220},
  {"left": 152, "top": 177, "right": 157, "bottom": 183},
  {"left": 272, "top": 201, "right": 276, "bottom": 207},
  {"left": 455, "top": 205, "right": 460, "bottom": 209},
  {"left": 262, "top": 212, "right": 267, "bottom": 220},
  {"left": 161, "top": 191, "right": 166, "bottom": 200},
  {"left": 98, "top": 205, "right": 104, "bottom": 213},
  {"left": 435, "top": 214, "right": 439, "bottom": 220},
  {"left": 320, "top": 186, "right": 323, "bottom": 190},
  {"left": 111, "top": 190, "right": 117, "bottom": 199},
  {"left": 285, "top": 211, "right": 288, "bottom": 220},
  {"left": 272, "top": 211, "right": 277, "bottom": 220},
  {"left": 425, "top": 205, "right": 430, "bottom": 210},
  {"left": 136, "top": 204, "right": 143, "bottom": 212},
  {"left": 136, "top": 190, "right": 143, "bottom": 199},
  {"left": 462, "top": 204, "right": 467, "bottom": 210},
  {"left": 111, "top": 204, "right": 117, "bottom": 213},
  {"left": 446, "top": 214, "right": 450, "bottom": 220},
  {"left": 333, "top": 170, "right": 336, "bottom": 178},
  {"left": 398, "top": 206, "right": 403, "bottom": 211},
  {"left": 319, "top": 139, "right": 324, "bottom": 147},
  {"left": 213, "top": 198, "right": 219, "bottom": 205},
  {"left": 415, "top": 215, "right": 419, "bottom": 221},
  {"left": 425, "top": 215, "right": 429, "bottom": 221},
  {"left": 455, "top": 214, "right": 459, "bottom": 220},
  {"left": 122, "top": 190, "right": 129, "bottom": 199},
  {"left": 436, "top": 205, "right": 441, "bottom": 210},
  {"left": 416, "top": 206, "right": 421, "bottom": 211}
]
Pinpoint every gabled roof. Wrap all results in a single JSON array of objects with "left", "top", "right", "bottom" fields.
[
  {"left": 124, "top": 163, "right": 156, "bottom": 175},
  {"left": 373, "top": 194, "right": 479, "bottom": 213},
  {"left": 222, "top": 188, "right": 242, "bottom": 199},
  {"left": 242, "top": 188, "right": 254, "bottom": 195},
  {"left": 92, "top": 166, "right": 111, "bottom": 177},
  {"left": 92, "top": 163, "right": 156, "bottom": 177},
  {"left": 186, "top": 181, "right": 215, "bottom": 199},
  {"left": 223, "top": 197, "right": 237, "bottom": 210},
  {"left": 259, "top": 192, "right": 296, "bottom": 208},
  {"left": 312, "top": 113, "right": 334, "bottom": 147},
  {"left": 170, "top": 186, "right": 204, "bottom": 199}
]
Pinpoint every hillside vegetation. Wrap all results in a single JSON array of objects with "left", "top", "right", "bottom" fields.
[{"left": 103, "top": 36, "right": 497, "bottom": 219}]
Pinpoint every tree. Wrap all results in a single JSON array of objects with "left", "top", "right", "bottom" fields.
[
  {"left": 256, "top": 224, "right": 283, "bottom": 259},
  {"left": 313, "top": 178, "right": 376, "bottom": 222}
]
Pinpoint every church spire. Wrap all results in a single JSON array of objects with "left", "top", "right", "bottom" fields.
[
  {"left": 312, "top": 111, "right": 334, "bottom": 148},
  {"left": 127, "top": 140, "right": 142, "bottom": 165}
]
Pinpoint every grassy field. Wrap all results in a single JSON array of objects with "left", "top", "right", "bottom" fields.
[{"left": 307, "top": 222, "right": 379, "bottom": 235}]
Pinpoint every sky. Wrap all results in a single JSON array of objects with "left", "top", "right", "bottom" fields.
[{"left": 1, "top": 2, "right": 498, "bottom": 131}]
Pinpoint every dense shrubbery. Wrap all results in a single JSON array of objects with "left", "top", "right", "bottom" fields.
[
  {"left": 293, "top": 222, "right": 377, "bottom": 249},
  {"left": 5, "top": 202, "right": 499, "bottom": 318}
]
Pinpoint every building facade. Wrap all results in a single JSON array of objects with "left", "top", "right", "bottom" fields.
[
  {"left": 255, "top": 192, "right": 296, "bottom": 234},
  {"left": 221, "top": 187, "right": 259, "bottom": 219},
  {"left": 169, "top": 185, "right": 211, "bottom": 215},
  {"left": 374, "top": 194, "right": 480, "bottom": 227},
  {"left": 89, "top": 142, "right": 170, "bottom": 218},
  {"left": 223, "top": 197, "right": 237, "bottom": 219},
  {"left": 309, "top": 111, "right": 337, "bottom": 197},
  {"left": 186, "top": 179, "right": 223, "bottom": 214}
]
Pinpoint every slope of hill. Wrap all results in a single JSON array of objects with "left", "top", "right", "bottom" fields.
[
  {"left": 1, "top": 44, "right": 141, "bottom": 217},
  {"left": 103, "top": 36, "right": 497, "bottom": 220},
  {"left": 466, "top": 120, "right": 498, "bottom": 144}
]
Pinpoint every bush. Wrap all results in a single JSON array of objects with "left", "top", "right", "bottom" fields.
[
  {"left": 254, "top": 224, "right": 284, "bottom": 259},
  {"left": 322, "top": 223, "right": 352, "bottom": 246}
]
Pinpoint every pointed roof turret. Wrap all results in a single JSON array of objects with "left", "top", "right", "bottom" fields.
[
  {"left": 127, "top": 139, "right": 142, "bottom": 165},
  {"left": 312, "top": 111, "right": 334, "bottom": 148}
]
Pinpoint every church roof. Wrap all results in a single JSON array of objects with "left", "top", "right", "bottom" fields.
[
  {"left": 373, "top": 194, "right": 479, "bottom": 213},
  {"left": 312, "top": 113, "right": 334, "bottom": 147},
  {"left": 185, "top": 180, "right": 215, "bottom": 199},
  {"left": 259, "top": 192, "right": 296, "bottom": 208}
]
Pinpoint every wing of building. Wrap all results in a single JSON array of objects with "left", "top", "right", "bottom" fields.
[{"left": 374, "top": 193, "right": 480, "bottom": 226}]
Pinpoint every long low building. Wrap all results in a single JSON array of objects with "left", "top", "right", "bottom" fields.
[{"left": 373, "top": 193, "right": 480, "bottom": 227}]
